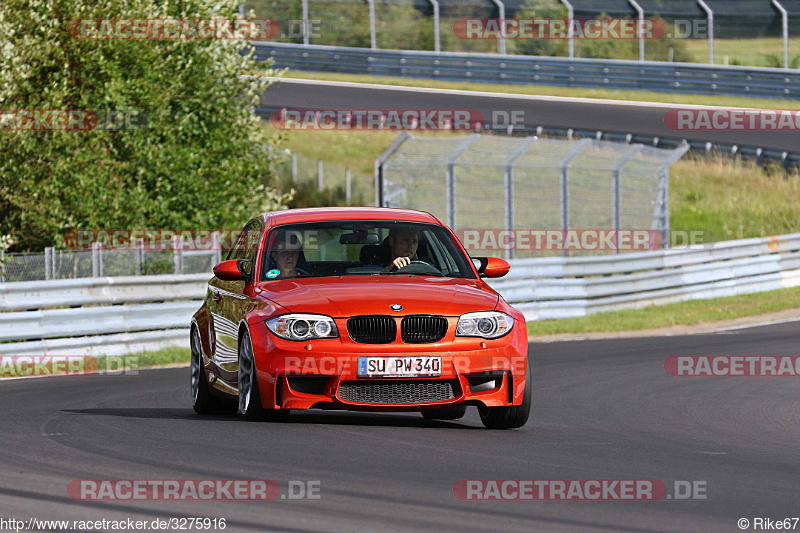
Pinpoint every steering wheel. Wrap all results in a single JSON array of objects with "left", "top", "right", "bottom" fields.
[{"left": 396, "top": 259, "right": 441, "bottom": 274}]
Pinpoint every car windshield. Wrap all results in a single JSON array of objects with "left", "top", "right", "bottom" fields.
[{"left": 260, "top": 220, "right": 476, "bottom": 280}]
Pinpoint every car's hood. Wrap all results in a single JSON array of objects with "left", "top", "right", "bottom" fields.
[{"left": 254, "top": 276, "right": 498, "bottom": 317}]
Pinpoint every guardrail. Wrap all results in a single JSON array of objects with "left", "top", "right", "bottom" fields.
[
  {"left": 0, "top": 275, "right": 208, "bottom": 356},
  {"left": 1, "top": 233, "right": 798, "bottom": 354},
  {"left": 487, "top": 233, "right": 800, "bottom": 320},
  {"left": 253, "top": 41, "right": 800, "bottom": 100}
]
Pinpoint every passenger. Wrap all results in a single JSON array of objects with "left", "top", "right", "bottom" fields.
[
  {"left": 386, "top": 228, "right": 420, "bottom": 272},
  {"left": 268, "top": 232, "right": 304, "bottom": 279}
]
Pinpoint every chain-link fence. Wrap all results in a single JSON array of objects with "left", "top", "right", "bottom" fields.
[
  {"left": 377, "top": 132, "right": 688, "bottom": 257},
  {"left": 244, "top": 0, "right": 799, "bottom": 67},
  {"left": 268, "top": 145, "right": 375, "bottom": 206}
]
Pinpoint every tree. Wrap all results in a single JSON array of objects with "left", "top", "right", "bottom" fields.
[{"left": 0, "top": 0, "right": 288, "bottom": 251}]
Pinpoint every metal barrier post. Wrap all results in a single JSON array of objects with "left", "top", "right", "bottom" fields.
[
  {"left": 291, "top": 152, "right": 297, "bottom": 183},
  {"left": 0, "top": 249, "right": 5, "bottom": 283},
  {"left": 317, "top": 159, "right": 324, "bottom": 191},
  {"left": 628, "top": 0, "right": 645, "bottom": 61},
  {"left": 771, "top": 0, "right": 789, "bottom": 69},
  {"left": 697, "top": 0, "right": 714, "bottom": 64}
]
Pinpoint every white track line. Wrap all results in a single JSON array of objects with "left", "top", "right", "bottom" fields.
[{"left": 268, "top": 77, "right": 771, "bottom": 112}]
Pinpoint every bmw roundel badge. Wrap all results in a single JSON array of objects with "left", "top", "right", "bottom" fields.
[{"left": 390, "top": 304, "right": 403, "bottom": 311}]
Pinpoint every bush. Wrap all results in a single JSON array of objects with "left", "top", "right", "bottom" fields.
[{"left": 0, "top": 0, "right": 288, "bottom": 251}]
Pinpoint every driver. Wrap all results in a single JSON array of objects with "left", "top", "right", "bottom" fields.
[{"left": 386, "top": 228, "right": 420, "bottom": 272}]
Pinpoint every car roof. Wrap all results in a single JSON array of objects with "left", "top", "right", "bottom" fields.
[{"left": 261, "top": 207, "right": 441, "bottom": 226}]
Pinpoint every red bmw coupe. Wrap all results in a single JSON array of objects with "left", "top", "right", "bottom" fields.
[{"left": 190, "top": 207, "right": 530, "bottom": 429}]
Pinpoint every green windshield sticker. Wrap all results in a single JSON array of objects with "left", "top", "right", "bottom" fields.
[{"left": 266, "top": 269, "right": 280, "bottom": 278}]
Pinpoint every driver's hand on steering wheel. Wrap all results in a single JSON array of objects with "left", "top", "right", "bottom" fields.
[{"left": 389, "top": 256, "right": 412, "bottom": 271}]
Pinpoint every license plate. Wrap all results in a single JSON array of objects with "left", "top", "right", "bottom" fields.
[{"left": 357, "top": 356, "right": 442, "bottom": 378}]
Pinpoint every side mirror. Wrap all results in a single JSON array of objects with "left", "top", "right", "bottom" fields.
[
  {"left": 473, "top": 257, "right": 510, "bottom": 278},
  {"left": 213, "top": 259, "right": 251, "bottom": 281}
]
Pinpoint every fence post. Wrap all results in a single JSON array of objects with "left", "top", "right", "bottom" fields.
[
  {"left": 367, "top": 0, "right": 377, "bottom": 50},
  {"left": 504, "top": 137, "right": 538, "bottom": 260},
  {"left": 374, "top": 131, "right": 412, "bottom": 207},
  {"left": 697, "top": 0, "right": 714, "bottom": 64},
  {"left": 212, "top": 231, "right": 222, "bottom": 266},
  {"left": 291, "top": 152, "right": 298, "bottom": 183},
  {"left": 44, "top": 247, "right": 54, "bottom": 280},
  {"left": 173, "top": 235, "right": 183, "bottom": 274},
  {"left": 136, "top": 239, "right": 144, "bottom": 275},
  {"left": 771, "top": 0, "right": 789, "bottom": 69},
  {"left": 345, "top": 168, "right": 352, "bottom": 205},
  {"left": 445, "top": 134, "right": 481, "bottom": 230},
  {"left": 0, "top": 248, "right": 5, "bottom": 283},
  {"left": 490, "top": 0, "right": 506, "bottom": 55},
  {"left": 612, "top": 145, "right": 643, "bottom": 254},
  {"left": 427, "top": 0, "right": 440, "bottom": 52},
  {"left": 45, "top": 247, "right": 54, "bottom": 280},
  {"left": 301, "top": 0, "right": 309, "bottom": 46},
  {"left": 560, "top": 0, "right": 574, "bottom": 58},
  {"left": 317, "top": 159, "right": 324, "bottom": 191},
  {"left": 92, "top": 242, "right": 103, "bottom": 277},
  {"left": 627, "top": 0, "right": 645, "bottom": 61}
]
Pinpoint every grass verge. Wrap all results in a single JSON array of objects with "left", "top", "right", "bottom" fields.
[
  {"left": 0, "top": 346, "right": 190, "bottom": 379},
  {"left": 276, "top": 70, "right": 800, "bottom": 110},
  {"left": 527, "top": 286, "right": 800, "bottom": 336}
]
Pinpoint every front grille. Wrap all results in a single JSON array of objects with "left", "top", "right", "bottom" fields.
[
  {"left": 347, "top": 315, "right": 396, "bottom": 344},
  {"left": 401, "top": 315, "right": 448, "bottom": 343},
  {"left": 337, "top": 380, "right": 458, "bottom": 404}
]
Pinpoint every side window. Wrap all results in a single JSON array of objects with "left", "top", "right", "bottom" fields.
[{"left": 226, "top": 220, "right": 262, "bottom": 275}]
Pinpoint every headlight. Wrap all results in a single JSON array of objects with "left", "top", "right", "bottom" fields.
[
  {"left": 456, "top": 311, "right": 513, "bottom": 339},
  {"left": 266, "top": 314, "right": 339, "bottom": 341}
]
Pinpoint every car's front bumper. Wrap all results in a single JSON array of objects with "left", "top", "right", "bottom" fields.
[{"left": 247, "top": 318, "right": 529, "bottom": 412}]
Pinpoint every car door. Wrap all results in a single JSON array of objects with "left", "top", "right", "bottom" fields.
[{"left": 207, "top": 218, "right": 263, "bottom": 386}]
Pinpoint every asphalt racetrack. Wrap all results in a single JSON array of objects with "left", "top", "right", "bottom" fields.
[
  {"left": 262, "top": 79, "right": 800, "bottom": 153},
  {"left": 1, "top": 320, "right": 798, "bottom": 532}
]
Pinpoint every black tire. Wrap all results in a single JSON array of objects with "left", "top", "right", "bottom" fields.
[
  {"left": 191, "top": 326, "right": 230, "bottom": 414},
  {"left": 238, "top": 329, "right": 289, "bottom": 422},
  {"left": 478, "top": 363, "right": 531, "bottom": 430},
  {"left": 421, "top": 404, "right": 468, "bottom": 420}
]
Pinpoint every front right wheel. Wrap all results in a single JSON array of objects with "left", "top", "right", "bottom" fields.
[
  {"left": 238, "top": 329, "right": 289, "bottom": 422},
  {"left": 478, "top": 363, "right": 531, "bottom": 430}
]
